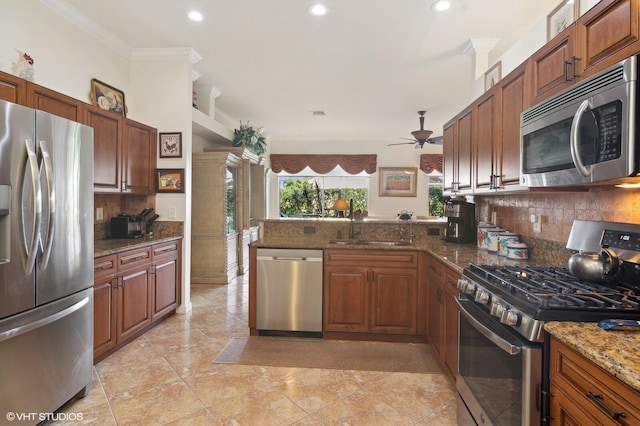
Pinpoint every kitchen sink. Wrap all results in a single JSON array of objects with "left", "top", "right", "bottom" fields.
[{"left": 329, "top": 240, "right": 413, "bottom": 246}]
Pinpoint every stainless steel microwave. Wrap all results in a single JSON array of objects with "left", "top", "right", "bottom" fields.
[{"left": 520, "top": 55, "right": 638, "bottom": 187}]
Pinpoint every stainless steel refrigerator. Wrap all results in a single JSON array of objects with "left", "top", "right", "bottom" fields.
[{"left": 0, "top": 99, "right": 94, "bottom": 423}]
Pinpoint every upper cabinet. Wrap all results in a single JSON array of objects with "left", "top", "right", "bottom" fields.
[
  {"left": 443, "top": 105, "right": 473, "bottom": 194},
  {"left": 528, "top": 25, "right": 578, "bottom": 106},
  {"left": 0, "top": 72, "right": 27, "bottom": 105},
  {"left": 26, "top": 83, "right": 84, "bottom": 122},
  {"left": 576, "top": 0, "right": 640, "bottom": 79},
  {"left": 122, "top": 119, "right": 157, "bottom": 194},
  {"left": 0, "top": 70, "right": 158, "bottom": 195},
  {"left": 85, "top": 104, "right": 157, "bottom": 194},
  {"left": 444, "top": 0, "right": 640, "bottom": 195}
]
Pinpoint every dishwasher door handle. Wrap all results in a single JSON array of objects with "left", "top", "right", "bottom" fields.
[{"left": 257, "top": 256, "right": 322, "bottom": 261}]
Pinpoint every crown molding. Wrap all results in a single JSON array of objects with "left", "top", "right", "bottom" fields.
[{"left": 40, "top": 0, "right": 131, "bottom": 57}]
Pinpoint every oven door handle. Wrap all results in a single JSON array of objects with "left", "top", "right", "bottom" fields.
[{"left": 455, "top": 297, "right": 522, "bottom": 355}]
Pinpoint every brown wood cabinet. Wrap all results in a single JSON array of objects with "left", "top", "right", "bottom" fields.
[
  {"left": 576, "top": 0, "right": 640, "bottom": 80},
  {"left": 93, "top": 239, "right": 181, "bottom": 363},
  {"left": 151, "top": 240, "right": 181, "bottom": 321},
  {"left": 473, "top": 87, "right": 499, "bottom": 192},
  {"left": 93, "top": 255, "right": 118, "bottom": 359},
  {"left": 26, "top": 83, "right": 84, "bottom": 122},
  {"left": 443, "top": 106, "right": 473, "bottom": 194},
  {"left": 474, "top": 61, "right": 529, "bottom": 192},
  {"left": 0, "top": 71, "right": 27, "bottom": 104},
  {"left": 85, "top": 103, "right": 157, "bottom": 194},
  {"left": 323, "top": 249, "right": 419, "bottom": 337},
  {"left": 426, "top": 253, "right": 460, "bottom": 383},
  {"left": 549, "top": 336, "right": 640, "bottom": 425},
  {"left": 116, "top": 247, "right": 153, "bottom": 342},
  {"left": 529, "top": 25, "right": 578, "bottom": 105}
]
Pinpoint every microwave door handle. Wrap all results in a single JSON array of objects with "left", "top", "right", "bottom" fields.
[
  {"left": 570, "top": 99, "right": 592, "bottom": 177},
  {"left": 455, "top": 297, "right": 522, "bottom": 355}
]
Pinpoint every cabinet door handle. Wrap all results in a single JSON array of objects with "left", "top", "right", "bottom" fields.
[
  {"left": 585, "top": 392, "right": 625, "bottom": 420},
  {"left": 564, "top": 60, "right": 572, "bottom": 82},
  {"left": 116, "top": 276, "right": 124, "bottom": 288}
]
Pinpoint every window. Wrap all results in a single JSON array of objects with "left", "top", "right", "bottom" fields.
[
  {"left": 278, "top": 167, "right": 369, "bottom": 217},
  {"left": 427, "top": 173, "right": 444, "bottom": 217}
]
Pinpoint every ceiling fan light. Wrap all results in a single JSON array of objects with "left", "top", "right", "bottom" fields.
[{"left": 411, "top": 129, "right": 433, "bottom": 140}]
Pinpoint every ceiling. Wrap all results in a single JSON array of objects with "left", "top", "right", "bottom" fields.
[{"left": 61, "top": 0, "right": 559, "bottom": 147}]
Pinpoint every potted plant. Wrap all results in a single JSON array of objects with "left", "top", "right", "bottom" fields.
[{"left": 232, "top": 121, "right": 267, "bottom": 155}]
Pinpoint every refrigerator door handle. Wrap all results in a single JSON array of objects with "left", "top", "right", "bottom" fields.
[
  {"left": 0, "top": 296, "right": 90, "bottom": 343},
  {"left": 20, "top": 138, "right": 42, "bottom": 275},
  {"left": 37, "top": 140, "right": 55, "bottom": 269}
]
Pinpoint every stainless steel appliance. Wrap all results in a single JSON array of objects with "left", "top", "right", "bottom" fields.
[
  {"left": 520, "top": 55, "right": 638, "bottom": 187},
  {"left": 444, "top": 197, "right": 475, "bottom": 243},
  {"left": 0, "top": 100, "right": 94, "bottom": 422},
  {"left": 256, "top": 248, "right": 323, "bottom": 335},
  {"left": 455, "top": 220, "right": 640, "bottom": 425}
]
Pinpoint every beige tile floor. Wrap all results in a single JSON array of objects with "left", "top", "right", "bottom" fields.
[{"left": 52, "top": 275, "right": 457, "bottom": 425}]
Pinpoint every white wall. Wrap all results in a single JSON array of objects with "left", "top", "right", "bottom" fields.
[{"left": 0, "top": 0, "right": 129, "bottom": 107}]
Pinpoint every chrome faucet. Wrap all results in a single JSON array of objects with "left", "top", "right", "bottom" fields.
[{"left": 348, "top": 199, "right": 361, "bottom": 240}]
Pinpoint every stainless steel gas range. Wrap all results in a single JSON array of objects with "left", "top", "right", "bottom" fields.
[{"left": 455, "top": 220, "right": 640, "bottom": 426}]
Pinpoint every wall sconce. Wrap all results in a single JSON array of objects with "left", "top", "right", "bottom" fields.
[{"left": 333, "top": 198, "right": 350, "bottom": 217}]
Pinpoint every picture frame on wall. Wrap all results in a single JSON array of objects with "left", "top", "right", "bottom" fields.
[
  {"left": 379, "top": 167, "right": 418, "bottom": 197},
  {"left": 547, "top": 0, "right": 580, "bottom": 41},
  {"left": 159, "top": 132, "right": 183, "bottom": 158},
  {"left": 156, "top": 169, "right": 184, "bottom": 193},
  {"left": 484, "top": 61, "right": 502, "bottom": 91},
  {"left": 89, "top": 78, "right": 126, "bottom": 116}
]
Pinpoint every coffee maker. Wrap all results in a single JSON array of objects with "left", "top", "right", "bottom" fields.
[{"left": 444, "top": 197, "right": 476, "bottom": 243}]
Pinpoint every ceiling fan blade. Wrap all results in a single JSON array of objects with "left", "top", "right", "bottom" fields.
[
  {"left": 426, "top": 136, "right": 444, "bottom": 144},
  {"left": 387, "top": 141, "right": 415, "bottom": 146},
  {"left": 399, "top": 137, "right": 418, "bottom": 142}
]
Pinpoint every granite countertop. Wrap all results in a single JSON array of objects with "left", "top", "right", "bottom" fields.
[
  {"left": 94, "top": 233, "right": 182, "bottom": 258},
  {"left": 545, "top": 321, "right": 640, "bottom": 392},
  {"left": 252, "top": 237, "right": 528, "bottom": 274}
]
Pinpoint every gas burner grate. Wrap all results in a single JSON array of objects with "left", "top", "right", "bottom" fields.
[{"left": 466, "top": 263, "right": 640, "bottom": 312}]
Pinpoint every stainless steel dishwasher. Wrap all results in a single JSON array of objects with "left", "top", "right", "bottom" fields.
[{"left": 256, "top": 248, "right": 323, "bottom": 335}]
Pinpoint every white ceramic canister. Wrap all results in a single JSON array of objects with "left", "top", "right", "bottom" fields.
[
  {"left": 497, "top": 232, "right": 519, "bottom": 257},
  {"left": 486, "top": 228, "right": 506, "bottom": 253},
  {"left": 507, "top": 242, "right": 529, "bottom": 260},
  {"left": 476, "top": 222, "right": 496, "bottom": 250}
]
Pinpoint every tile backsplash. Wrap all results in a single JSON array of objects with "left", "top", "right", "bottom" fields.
[{"left": 474, "top": 188, "right": 640, "bottom": 244}]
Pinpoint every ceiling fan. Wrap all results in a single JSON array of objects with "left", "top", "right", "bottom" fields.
[{"left": 388, "top": 111, "right": 443, "bottom": 148}]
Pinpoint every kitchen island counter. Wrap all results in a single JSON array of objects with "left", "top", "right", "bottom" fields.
[{"left": 545, "top": 321, "right": 640, "bottom": 393}]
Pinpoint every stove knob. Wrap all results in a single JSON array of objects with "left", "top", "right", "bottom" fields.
[
  {"left": 475, "top": 289, "right": 490, "bottom": 305},
  {"left": 501, "top": 309, "right": 520, "bottom": 326},
  {"left": 456, "top": 279, "right": 466, "bottom": 292},
  {"left": 491, "top": 302, "right": 505, "bottom": 318}
]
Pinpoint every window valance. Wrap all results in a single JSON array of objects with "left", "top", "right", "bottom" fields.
[
  {"left": 420, "top": 154, "right": 443, "bottom": 174},
  {"left": 270, "top": 154, "right": 377, "bottom": 175}
]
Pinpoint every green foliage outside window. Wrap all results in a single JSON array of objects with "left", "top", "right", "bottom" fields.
[
  {"left": 428, "top": 176, "right": 444, "bottom": 217},
  {"left": 279, "top": 177, "right": 367, "bottom": 217}
]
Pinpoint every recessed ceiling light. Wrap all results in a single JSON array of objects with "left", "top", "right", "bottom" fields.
[
  {"left": 431, "top": 1, "right": 451, "bottom": 12},
  {"left": 188, "top": 11, "right": 203, "bottom": 21},
  {"left": 308, "top": 4, "right": 329, "bottom": 17}
]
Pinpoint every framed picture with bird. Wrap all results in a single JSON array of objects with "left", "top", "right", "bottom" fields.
[{"left": 159, "top": 132, "right": 182, "bottom": 158}]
